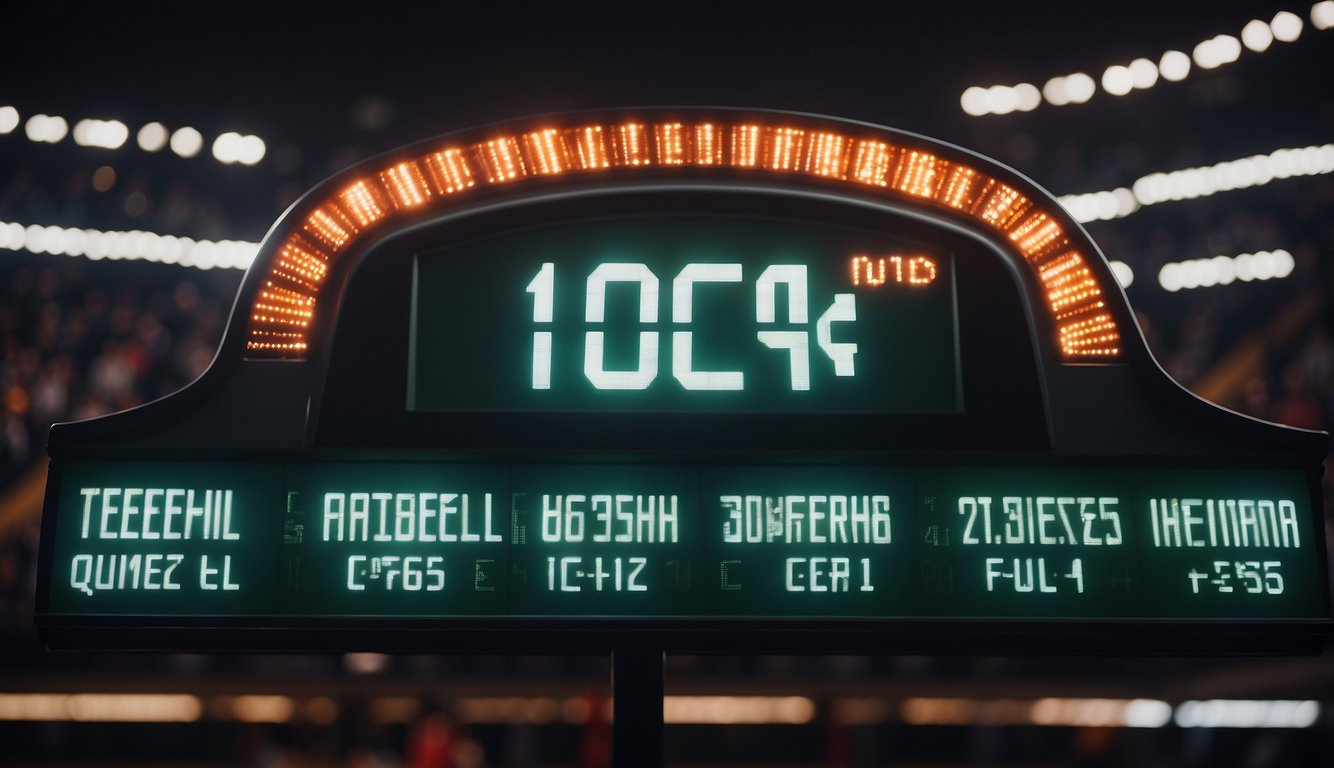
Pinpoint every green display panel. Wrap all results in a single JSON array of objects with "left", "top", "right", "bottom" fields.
[
  {"left": 45, "top": 460, "right": 1323, "bottom": 621},
  {"left": 411, "top": 216, "right": 959, "bottom": 413}
]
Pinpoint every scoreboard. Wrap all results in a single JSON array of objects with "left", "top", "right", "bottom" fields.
[{"left": 35, "top": 110, "right": 1329, "bottom": 654}]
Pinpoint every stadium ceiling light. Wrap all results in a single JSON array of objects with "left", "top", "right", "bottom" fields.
[
  {"left": 1109, "top": 260, "right": 1134, "bottom": 288},
  {"left": 1175, "top": 700, "right": 1319, "bottom": 729},
  {"left": 1040, "top": 73, "right": 1095, "bottom": 107},
  {"left": 1060, "top": 142, "right": 1334, "bottom": 222},
  {"left": 169, "top": 126, "right": 203, "bottom": 158},
  {"left": 1194, "top": 35, "right": 1241, "bottom": 69},
  {"left": 24, "top": 113, "right": 68, "bottom": 143},
  {"left": 987, "top": 85, "right": 1019, "bottom": 114},
  {"left": 0, "top": 105, "right": 18, "bottom": 134},
  {"left": 0, "top": 217, "right": 259, "bottom": 270},
  {"left": 72, "top": 119, "right": 129, "bottom": 150},
  {"left": 1012, "top": 83, "right": 1041, "bottom": 111},
  {"left": 212, "top": 131, "right": 266, "bottom": 165},
  {"left": 1241, "top": 19, "right": 1275, "bottom": 51},
  {"left": 899, "top": 698, "right": 1172, "bottom": 728},
  {"left": 5, "top": 105, "right": 267, "bottom": 166},
  {"left": 1062, "top": 72, "right": 1096, "bottom": 103},
  {"left": 1041, "top": 76, "right": 1071, "bottom": 106},
  {"left": 1158, "top": 250, "right": 1295, "bottom": 292},
  {"left": 213, "top": 131, "right": 244, "bottom": 163},
  {"left": 1158, "top": 50, "right": 1191, "bottom": 81},
  {"left": 1127, "top": 58, "right": 1159, "bottom": 89},
  {"left": 237, "top": 135, "right": 266, "bottom": 165},
  {"left": 137, "top": 122, "right": 168, "bottom": 152},
  {"left": 1271, "top": 10, "right": 1305, "bottom": 40},
  {"left": 1314, "top": 1, "right": 1334, "bottom": 29},
  {"left": 960, "top": 86, "right": 990, "bottom": 116},
  {"left": 960, "top": 83, "right": 1041, "bottom": 116},
  {"left": 961, "top": 3, "right": 1330, "bottom": 115},
  {"left": 1101, "top": 65, "right": 1135, "bottom": 96}
]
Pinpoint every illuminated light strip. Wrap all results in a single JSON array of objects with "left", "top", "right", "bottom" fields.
[
  {"left": 423, "top": 148, "right": 475, "bottom": 194},
  {"left": 339, "top": 180, "right": 387, "bottom": 228},
  {"left": 899, "top": 697, "right": 1172, "bottom": 728},
  {"left": 615, "top": 123, "right": 650, "bottom": 166},
  {"left": 217, "top": 695, "right": 295, "bottom": 724},
  {"left": 654, "top": 123, "right": 686, "bottom": 166},
  {"left": 574, "top": 125, "right": 611, "bottom": 169},
  {"left": 1158, "top": 249, "right": 1295, "bottom": 292},
  {"left": 895, "top": 151, "right": 944, "bottom": 199},
  {"left": 0, "top": 694, "right": 341, "bottom": 725},
  {"left": 380, "top": 161, "right": 431, "bottom": 209},
  {"left": 940, "top": 164, "right": 980, "bottom": 209},
  {"left": 850, "top": 140, "right": 894, "bottom": 186},
  {"left": 693, "top": 123, "right": 722, "bottom": 165},
  {"left": 523, "top": 128, "right": 570, "bottom": 175},
  {"left": 273, "top": 236, "right": 328, "bottom": 286},
  {"left": 765, "top": 126, "right": 805, "bottom": 172},
  {"left": 302, "top": 205, "right": 356, "bottom": 250},
  {"left": 962, "top": 4, "right": 1331, "bottom": 115},
  {"left": 0, "top": 693, "right": 202, "bottom": 722},
  {"left": 664, "top": 696, "right": 816, "bottom": 725},
  {"left": 240, "top": 118, "right": 1123, "bottom": 360},
  {"left": 478, "top": 137, "right": 525, "bottom": 183},
  {"left": 1010, "top": 213, "right": 1066, "bottom": 261},
  {"left": 730, "top": 124, "right": 762, "bottom": 167},
  {"left": 1059, "top": 144, "right": 1334, "bottom": 223},
  {"left": 0, "top": 218, "right": 257, "bottom": 270},
  {"left": 805, "top": 131, "right": 848, "bottom": 177},
  {"left": 976, "top": 181, "right": 1032, "bottom": 230},
  {"left": 1175, "top": 700, "right": 1321, "bottom": 728}
]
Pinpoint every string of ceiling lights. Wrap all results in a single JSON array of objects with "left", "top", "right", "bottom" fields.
[
  {"left": 960, "top": 3, "right": 1333, "bottom": 116},
  {"left": 0, "top": 105, "right": 265, "bottom": 165}
]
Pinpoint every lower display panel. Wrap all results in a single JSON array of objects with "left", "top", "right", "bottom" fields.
[{"left": 40, "top": 460, "right": 1326, "bottom": 625}]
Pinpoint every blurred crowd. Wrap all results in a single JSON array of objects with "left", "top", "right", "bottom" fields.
[
  {"left": 0, "top": 256, "right": 237, "bottom": 484},
  {"left": 0, "top": 254, "right": 240, "bottom": 631},
  {"left": 1087, "top": 176, "right": 1334, "bottom": 426}
]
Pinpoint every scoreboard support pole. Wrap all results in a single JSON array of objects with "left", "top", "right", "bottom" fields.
[{"left": 612, "top": 643, "right": 665, "bottom": 767}]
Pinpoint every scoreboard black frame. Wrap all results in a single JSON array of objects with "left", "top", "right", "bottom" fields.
[{"left": 36, "top": 109, "right": 1330, "bottom": 655}]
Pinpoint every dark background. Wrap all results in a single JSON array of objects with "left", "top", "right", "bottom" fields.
[{"left": 1, "top": 2, "right": 1332, "bottom": 765}]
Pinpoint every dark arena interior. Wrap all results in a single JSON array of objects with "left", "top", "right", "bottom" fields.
[{"left": 2, "top": 3, "right": 1334, "bottom": 766}]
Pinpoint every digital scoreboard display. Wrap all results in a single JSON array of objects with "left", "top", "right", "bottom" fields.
[
  {"left": 411, "top": 216, "right": 959, "bottom": 413},
  {"left": 36, "top": 111, "right": 1328, "bottom": 654},
  {"left": 46, "top": 460, "right": 1322, "bottom": 621}
]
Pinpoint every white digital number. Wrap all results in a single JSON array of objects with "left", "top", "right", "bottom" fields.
[
  {"left": 584, "top": 263, "right": 659, "bottom": 390},
  {"left": 527, "top": 261, "right": 858, "bottom": 392},
  {"left": 673, "top": 263, "right": 744, "bottom": 390},
  {"left": 526, "top": 262, "right": 554, "bottom": 389}
]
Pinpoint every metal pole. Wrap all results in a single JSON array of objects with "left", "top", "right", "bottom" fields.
[{"left": 612, "top": 645, "right": 664, "bottom": 768}]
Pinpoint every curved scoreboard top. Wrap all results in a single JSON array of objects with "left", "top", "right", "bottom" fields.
[{"left": 35, "top": 110, "right": 1330, "bottom": 654}]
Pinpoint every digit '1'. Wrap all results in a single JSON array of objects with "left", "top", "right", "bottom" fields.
[{"left": 527, "top": 262, "right": 554, "bottom": 389}]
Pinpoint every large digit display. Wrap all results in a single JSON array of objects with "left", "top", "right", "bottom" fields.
[
  {"left": 411, "top": 216, "right": 959, "bottom": 413},
  {"left": 37, "top": 112, "right": 1329, "bottom": 653},
  {"left": 45, "top": 460, "right": 1323, "bottom": 621}
]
